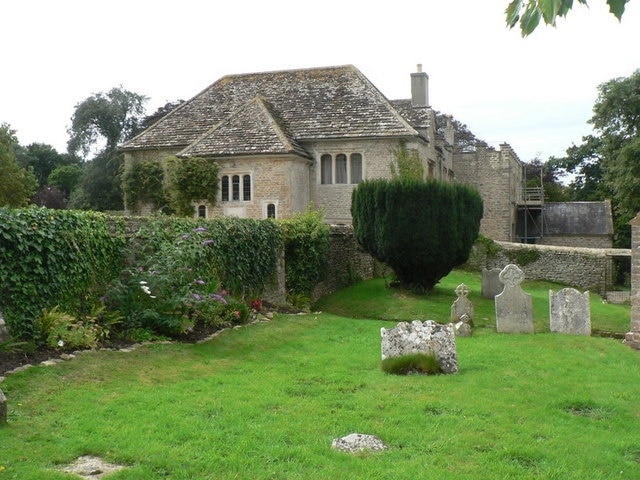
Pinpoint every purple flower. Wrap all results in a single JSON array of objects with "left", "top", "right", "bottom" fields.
[
  {"left": 201, "top": 239, "right": 214, "bottom": 246},
  {"left": 181, "top": 234, "right": 190, "bottom": 239},
  {"left": 194, "top": 279, "right": 205, "bottom": 285},
  {"left": 194, "top": 227, "right": 208, "bottom": 232},
  {"left": 210, "top": 293, "right": 228, "bottom": 305},
  {"left": 193, "top": 293, "right": 202, "bottom": 301}
]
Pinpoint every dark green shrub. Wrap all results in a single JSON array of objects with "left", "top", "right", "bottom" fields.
[
  {"left": 352, "top": 178, "right": 483, "bottom": 292},
  {"left": 279, "top": 208, "right": 330, "bottom": 296},
  {"left": 0, "top": 207, "right": 126, "bottom": 338},
  {"left": 381, "top": 353, "right": 442, "bottom": 375}
]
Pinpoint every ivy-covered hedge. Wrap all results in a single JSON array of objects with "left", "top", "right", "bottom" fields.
[
  {"left": 127, "top": 216, "right": 282, "bottom": 298},
  {"left": 279, "top": 209, "right": 330, "bottom": 297},
  {"left": 0, "top": 207, "right": 127, "bottom": 337},
  {"left": 0, "top": 208, "right": 330, "bottom": 342}
]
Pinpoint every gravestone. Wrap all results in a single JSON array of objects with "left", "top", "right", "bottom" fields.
[
  {"left": 482, "top": 268, "right": 502, "bottom": 299},
  {"left": 454, "top": 314, "right": 473, "bottom": 337},
  {"left": 0, "top": 388, "right": 6, "bottom": 425},
  {"left": 495, "top": 264, "right": 534, "bottom": 334},
  {"left": 381, "top": 320, "right": 458, "bottom": 373},
  {"left": 451, "top": 283, "right": 474, "bottom": 326},
  {"left": 549, "top": 288, "right": 591, "bottom": 335},
  {"left": 331, "top": 433, "right": 387, "bottom": 453},
  {"left": 0, "top": 311, "right": 9, "bottom": 344},
  {"left": 625, "top": 212, "right": 640, "bottom": 349}
]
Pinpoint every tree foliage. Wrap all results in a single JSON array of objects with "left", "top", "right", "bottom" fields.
[
  {"left": 553, "top": 69, "right": 640, "bottom": 247},
  {"left": 352, "top": 178, "right": 483, "bottom": 292},
  {"left": 66, "top": 86, "right": 148, "bottom": 211},
  {"left": 435, "top": 111, "right": 490, "bottom": 152},
  {"left": 506, "top": 0, "right": 631, "bottom": 36},
  {"left": 0, "top": 123, "right": 37, "bottom": 207},
  {"left": 67, "top": 86, "right": 148, "bottom": 159}
]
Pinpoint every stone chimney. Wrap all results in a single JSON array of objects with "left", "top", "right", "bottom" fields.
[{"left": 411, "top": 64, "right": 429, "bottom": 107}]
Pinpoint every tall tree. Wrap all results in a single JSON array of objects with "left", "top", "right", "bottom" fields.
[
  {"left": 435, "top": 112, "right": 490, "bottom": 153},
  {"left": 523, "top": 157, "right": 570, "bottom": 202},
  {"left": 554, "top": 69, "right": 640, "bottom": 247},
  {"left": 66, "top": 87, "right": 148, "bottom": 211},
  {"left": 0, "top": 124, "right": 37, "bottom": 207},
  {"left": 67, "top": 87, "right": 148, "bottom": 159},
  {"left": 15, "top": 142, "right": 78, "bottom": 186},
  {"left": 506, "top": 0, "right": 632, "bottom": 36}
]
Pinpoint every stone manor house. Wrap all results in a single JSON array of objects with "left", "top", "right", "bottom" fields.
[{"left": 121, "top": 64, "right": 613, "bottom": 247}]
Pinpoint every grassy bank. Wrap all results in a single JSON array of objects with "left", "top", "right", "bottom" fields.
[{"left": 0, "top": 271, "right": 638, "bottom": 479}]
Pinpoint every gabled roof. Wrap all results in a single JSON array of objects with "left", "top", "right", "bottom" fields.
[
  {"left": 121, "top": 65, "right": 421, "bottom": 154},
  {"left": 544, "top": 201, "right": 614, "bottom": 236},
  {"left": 178, "top": 96, "right": 310, "bottom": 159}
]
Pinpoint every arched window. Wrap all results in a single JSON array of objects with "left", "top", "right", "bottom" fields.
[
  {"left": 232, "top": 175, "right": 240, "bottom": 201},
  {"left": 197, "top": 205, "right": 206, "bottom": 218},
  {"left": 267, "top": 203, "right": 276, "bottom": 219},
  {"left": 350, "top": 153, "right": 363, "bottom": 184},
  {"left": 321, "top": 154, "right": 332, "bottom": 184},
  {"left": 335, "top": 154, "right": 347, "bottom": 184},
  {"left": 243, "top": 175, "right": 251, "bottom": 201},
  {"left": 221, "top": 176, "right": 229, "bottom": 201}
]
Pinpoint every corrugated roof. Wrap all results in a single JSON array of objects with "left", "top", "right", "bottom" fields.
[{"left": 121, "top": 65, "right": 420, "bottom": 153}]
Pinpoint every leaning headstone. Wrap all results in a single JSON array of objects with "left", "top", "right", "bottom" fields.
[
  {"left": 495, "top": 264, "right": 534, "bottom": 334},
  {"left": 451, "top": 283, "right": 474, "bottom": 326},
  {"left": 331, "top": 433, "right": 387, "bottom": 453},
  {"left": 482, "top": 268, "right": 503, "bottom": 299},
  {"left": 381, "top": 320, "right": 458, "bottom": 373},
  {"left": 0, "top": 388, "right": 7, "bottom": 425},
  {"left": 549, "top": 288, "right": 591, "bottom": 335}
]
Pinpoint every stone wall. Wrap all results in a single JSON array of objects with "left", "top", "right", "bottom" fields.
[
  {"left": 538, "top": 234, "right": 613, "bottom": 249},
  {"left": 312, "top": 225, "right": 386, "bottom": 300},
  {"left": 453, "top": 144, "right": 522, "bottom": 242},
  {"left": 465, "top": 241, "right": 630, "bottom": 295}
]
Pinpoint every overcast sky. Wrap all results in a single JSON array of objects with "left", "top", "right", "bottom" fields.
[{"left": 2, "top": 0, "right": 639, "bottom": 163}]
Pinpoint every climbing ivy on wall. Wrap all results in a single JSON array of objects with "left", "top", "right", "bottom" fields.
[
  {"left": 166, "top": 156, "right": 220, "bottom": 216},
  {"left": 0, "top": 207, "right": 127, "bottom": 337},
  {"left": 121, "top": 160, "right": 167, "bottom": 213}
]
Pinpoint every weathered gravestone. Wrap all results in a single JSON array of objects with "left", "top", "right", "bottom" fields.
[
  {"left": 549, "top": 288, "right": 591, "bottom": 335},
  {"left": 331, "top": 433, "right": 387, "bottom": 453},
  {"left": 0, "top": 388, "right": 6, "bottom": 425},
  {"left": 381, "top": 320, "right": 458, "bottom": 373},
  {"left": 625, "top": 212, "right": 640, "bottom": 349},
  {"left": 0, "top": 311, "right": 9, "bottom": 344},
  {"left": 482, "top": 268, "right": 503, "bottom": 299},
  {"left": 451, "top": 283, "right": 474, "bottom": 325},
  {"left": 495, "top": 264, "right": 534, "bottom": 334},
  {"left": 451, "top": 283, "right": 474, "bottom": 337}
]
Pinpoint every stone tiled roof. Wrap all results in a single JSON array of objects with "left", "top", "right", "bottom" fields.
[
  {"left": 121, "top": 65, "right": 421, "bottom": 155},
  {"left": 178, "top": 96, "right": 310, "bottom": 158},
  {"left": 390, "top": 100, "right": 431, "bottom": 130}
]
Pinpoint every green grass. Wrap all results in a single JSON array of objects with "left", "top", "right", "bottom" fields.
[
  {"left": 314, "top": 270, "right": 631, "bottom": 334},
  {"left": 0, "top": 270, "right": 638, "bottom": 479}
]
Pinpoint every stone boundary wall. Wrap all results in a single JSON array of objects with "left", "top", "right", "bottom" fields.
[
  {"left": 312, "top": 225, "right": 386, "bottom": 301},
  {"left": 465, "top": 241, "right": 631, "bottom": 295}
]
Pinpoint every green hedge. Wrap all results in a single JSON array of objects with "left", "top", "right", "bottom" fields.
[{"left": 0, "top": 207, "right": 127, "bottom": 337}]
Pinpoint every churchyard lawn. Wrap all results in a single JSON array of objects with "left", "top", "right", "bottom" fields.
[{"left": 0, "top": 270, "right": 638, "bottom": 479}]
